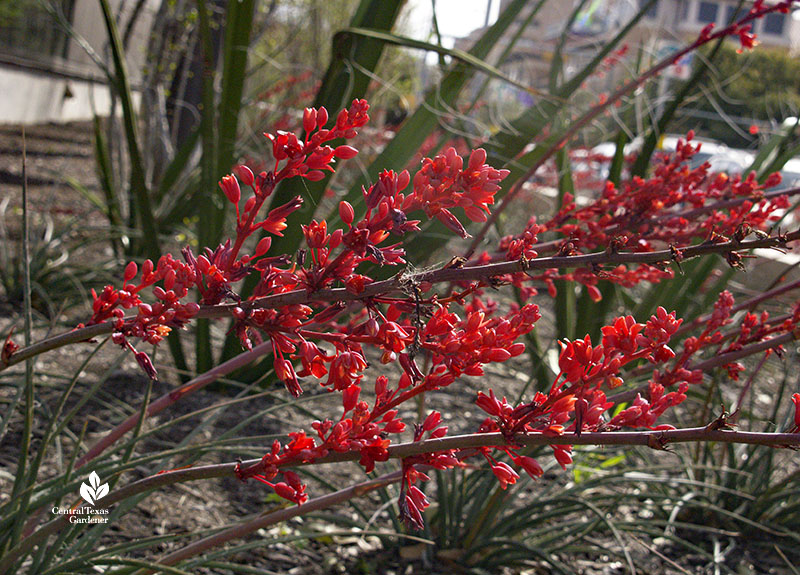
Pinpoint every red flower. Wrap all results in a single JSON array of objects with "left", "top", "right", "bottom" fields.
[
  {"left": 303, "top": 220, "right": 329, "bottom": 249},
  {"left": 325, "top": 350, "right": 368, "bottom": 391},
  {"left": 261, "top": 196, "right": 304, "bottom": 236},
  {"left": 490, "top": 462, "right": 520, "bottom": 489},
  {"left": 601, "top": 315, "right": 644, "bottom": 356}
]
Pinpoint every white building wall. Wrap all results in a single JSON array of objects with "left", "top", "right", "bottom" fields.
[{"left": 0, "top": 0, "right": 156, "bottom": 124}]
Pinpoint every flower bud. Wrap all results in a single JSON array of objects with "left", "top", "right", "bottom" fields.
[
  {"left": 330, "top": 228, "right": 343, "bottom": 249},
  {"left": 487, "top": 348, "right": 511, "bottom": 362},
  {"left": 234, "top": 165, "right": 254, "bottom": 186},
  {"left": 508, "top": 343, "right": 525, "bottom": 357},
  {"left": 219, "top": 175, "right": 241, "bottom": 205},
  {"left": 123, "top": 261, "right": 138, "bottom": 283},
  {"left": 254, "top": 237, "right": 272, "bottom": 258},
  {"left": 197, "top": 255, "right": 211, "bottom": 274},
  {"left": 339, "top": 201, "right": 355, "bottom": 225},
  {"left": 383, "top": 420, "right": 405, "bottom": 433},
  {"left": 342, "top": 385, "right": 360, "bottom": 412},
  {"left": 397, "top": 169, "right": 410, "bottom": 191},
  {"left": 334, "top": 145, "right": 358, "bottom": 159},
  {"left": 164, "top": 269, "right": 176, "bottom": 291},
  {"left": 273, "top": 482, "right": 298, "bottom": 502},
  {"left": 303, "top": 107, "right": 317, "bottom": 134},
  {"left": 421, "top": 411, "right": 441, "bottom": 432},
  {"left": 375, "top": 376, "right": 388, "bottom": 398},
  {"left": 517, "top": 456, "right": 544, "bottom": 479},
  {"left": 316, "top": 106, "right": 329, "bottom": 128}
]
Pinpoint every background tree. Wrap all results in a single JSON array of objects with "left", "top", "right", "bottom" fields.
[{"left": 681, "top": 42, "right": 800, "bottom": 145}]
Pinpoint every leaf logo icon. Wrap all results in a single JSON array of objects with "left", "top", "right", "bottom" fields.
[{"left": 79, "top": 471, "right": 109, "bottom": 506}]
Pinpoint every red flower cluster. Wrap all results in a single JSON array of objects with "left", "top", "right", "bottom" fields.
[
  {"left": 85, "top": 257, "right": 200, "bottom": 379},
  {"left": 78, "top": 84, "right": 800, "bottom": 523},
  {"left": 479, "top": 131, "right": 790, "bottom": 303},
  {"left": 469, "top": 307, "right": 690, "bottom": 479},
  {"left": 420, "top": 303, "right": 540, "bottom": 377},
  {"left": 233, "top": 292, "right": 545, "bottom": 506},
  {"left": 235, "top": 375, "right": 410, "bottom": 504},
  {"left": 544, "top": 133, "right": 786, "bottom": 254},
  {"left": 407, "top": 147, "right": 510, "bottom": 238}
]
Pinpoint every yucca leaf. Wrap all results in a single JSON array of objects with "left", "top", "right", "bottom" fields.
[
  {"left": 98, "top": 0, "right": 160, "bottom": 260},
  {"left": 338, "top": 27, "right": 554, "bottom": 97}
]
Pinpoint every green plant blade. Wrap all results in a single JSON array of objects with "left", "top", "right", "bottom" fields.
[{"left": 98, "top": 0, "right": 160, "bottom": 260}]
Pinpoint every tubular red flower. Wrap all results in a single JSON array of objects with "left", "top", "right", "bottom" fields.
[{"left": 219, "top": 175, "right": 241, "bottom": 205}]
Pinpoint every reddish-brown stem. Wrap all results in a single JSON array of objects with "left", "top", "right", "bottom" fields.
[
  {"left": 75, "top": 339, "right": 273, "bottom": 470},
  {"left": 690, "top": 330, "right": 795, "bottom": 372},
  {"left": 3, "top": 229, "right": 798, "bottom": 372},
  {"left": 14, "top": 340, "right": 276, "bottom": 540},
  {"left": 4, "top": 425, "right": 799, "bottom": 574},
  {"left": 149, "top": 470, "right": 403, "bottom": 571},
  {"left": 7, "top": 426, "right": 800, "bottom": 573},
  {"left": 609, "top": 330, "right": 796, "bottom": 404},
  {"left": 674, "top": 277, "right": 800, "bottom": 338},
  {"left": 731, "top": 353, "right": 769, "bottom": 421}
]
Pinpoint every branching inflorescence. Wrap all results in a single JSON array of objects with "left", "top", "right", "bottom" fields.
[
  {"left": 4, "top": 0, "right": 800, "bottom": 534},
  {"left": 54, "top": 94, "right": 798, "bottom": 526}
]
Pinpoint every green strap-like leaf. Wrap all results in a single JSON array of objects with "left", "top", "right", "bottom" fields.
[
  {"left": 339, "top": 27, "right": 554, "bottom": 99},
  {"left": 98, "top": 0, "right": 160, "bottom": 260}
]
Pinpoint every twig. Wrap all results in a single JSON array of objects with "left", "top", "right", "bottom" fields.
[
  {"left": 608, "top": 331, "right": 797, "bottom": 405},
  {"left": 674, "top": 276, "right": 800, "bottom": 338},
  {"left": 73, "top": 340, "right": 273, "bottom": 471},
  {"left": 148, "top": 470, "right": 403, "bottom": 570},
  {"left": 16, "top": 340, "right": 274, "bottom": 540},
  {"left": 4, "top": 229, "right": 798, "bottom": 372},
  {"left": 488, "top": 185, "right": 800, "bottom": 262},
  {"left": 4, "top": 425, "right": 799, "bottom": 573}
]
